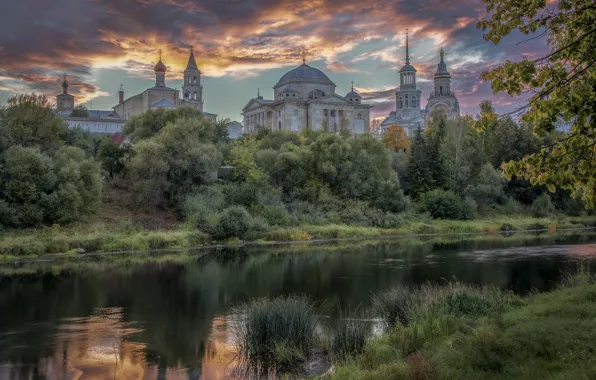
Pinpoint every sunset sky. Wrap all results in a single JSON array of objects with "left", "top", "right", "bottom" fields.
[{"left": 0, "top": 0, "right": 548, "bottom": 122}]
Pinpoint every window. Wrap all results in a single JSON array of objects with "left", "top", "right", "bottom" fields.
[
  {"left": 188, "top": 76, "right": 191, "bottom": 84},
  {"left": 324, "top": 109, "right": 328, "bottom": 117},
  {"left": 308, "top": 89, "right": 325, "bottom": 99},
  {"left": 278, "top": 121, "right": 282, "bottom": 130},
  {"left": 412, "top": 97, "right": 417, "bottom": 108},
  {"left": 294, "top": 110, "right": 299, "bottom": 116},
  {"left": 357, "top": 113, "right": 362, "bottom": 120},
  {"left": 440, "top": 86, "right": 443, "bottom": 95},
  {"left": 286, "top": 94, "right": 289, "bottom": 97},
  {"left": 398, "top": 97, "right": 403, "bottom": 108},
  {"left": 292, "top": 94, "right": 296, "bottom": 97},
  {"left": 330, "top": 110, "right": 336, "bottom": 117},
  {"left": 193, "top": 76, "right": 197, "bottom": 83},
  {"left": 193, "top": 92, "right": 197, "bottom": 100}
]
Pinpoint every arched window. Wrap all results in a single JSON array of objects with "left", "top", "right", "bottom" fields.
[
  {"left": 193, "top": 76, "right": 197, "bottom": 83},
  {"left": 188, "top": 76, "right": 192, "bottom": 84},
  {"left": 398, "top": 97, "right": 403, "bottom": 108},
  {"left": 278, "top": 121, "right": 282, "bottom": 130},
  {"left": 357, "top": 113, "right": 362, "bottom": 120},
  {"left": 405, "top": 95, "right": 409, "bottom": 108},
  {"left": 193, "top": 92, "right": 197, "bottom": 100},
  {"left": 440, "top": 86, "right": 443, "bottom": 95},
  {"left": 330, "top": 110, "right": 336, "bottom": 117},
  {"left": 185, "top": 92, "right": 189, "bottom": 99}
]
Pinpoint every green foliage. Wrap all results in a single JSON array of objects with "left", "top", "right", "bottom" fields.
[
  {"left": 69, "top": 104, "right": 90, "bottom": 118},
  {"left": 332, "top": 318, "right": 372, "bottom": 359},
  {"left": 0, "top": 93, "right": 67, "bottom": 154},
  {"left": 229, "top": 135, "right": 268, "bottom": 183},
  {"left": 0, "top": 146, "right": 100, "bottom": 228},
  {"left": 477, "top": 0, "right": 596, "bottom": 208},
  {"left": 128, "top": 117, "right": 222, "bottom": 207},
  {"left": 420, "top": 190, "right": 470, "bottom": 220},
  {"left": 231, "top": 295, "right": 319, "bottom": 370},
  {"left": 123, "top": 106, "right": 211, "bottom": 141},
  {"left": 215, "top": 206, "right": 257, "bottom": 239},
  {"left": 63, "top": 127, "right": 102, "bottom": 157},
  {"left": 407, "top": 126, "right": 434, "bottom": 197},
  {"left": 372, "top": 287, "right": 415, "bottom": 328},
  {"left": 531, "top": 193, "right": 555, "bottom": 217},
  {"left": 466, "top": 164, "right": 504, "bottom": 213},
  {"left": 97, "top": 137, "right": 132, "bottom": 178}
]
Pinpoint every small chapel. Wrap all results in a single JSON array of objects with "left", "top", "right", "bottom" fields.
[{"left": 241, "top": 54, "right": 371, "bottom": 134}]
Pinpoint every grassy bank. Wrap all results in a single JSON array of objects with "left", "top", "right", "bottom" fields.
[
  {"left": 1, "top": 215, "right": 596, "bottom": 260},
  {"left": 227, "top": 270, "right": 596, "bottom": 379},
  {"left": 331, "top": 269, "right": 596, "bottom": 380}
]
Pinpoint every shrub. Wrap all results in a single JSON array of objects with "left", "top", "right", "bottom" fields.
[
  {"left": 419, "top": 190, "right": 465, "bottom": 220},
  {"left": 461, "top": 196, "right": 478, "bottom": 220},
  {"left": 531, "top": 193, "right": 555, "bottom": 217},
  {"left": 231, "top": 295, "right": 320, "bottom": 369},
  {"left": 332, "top": 318, "right": 372, "bottom": 359},
  {"left": 215, "top": 206, "right": 255, "bottom": 239},
  {"left": 372, "top": 286, "right": 415, "bottom": 328},
  {"left": 259, "top": 204, "right": 294, "bottom": 227}
]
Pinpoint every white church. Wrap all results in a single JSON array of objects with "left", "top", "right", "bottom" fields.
[{"left": 380, "top": 33, "right": 460, "bottom": 135}]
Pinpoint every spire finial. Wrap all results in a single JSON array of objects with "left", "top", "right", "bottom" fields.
[
  {"left": 440, "top": 47, "right": 444, "bottom": 63},
  {"left": 158, "top": 49, "right": 163, "bottom": 61},
  {"left": 351, "top": 81, "right": 354, "bottom": 92},
  {"left": 405, "top": 29, "right": 410, "bottom": 65},
  {"left": 257, "top": 88, "right": 260, "bottom": 97},
  {"left": 301, "top": 49, "right": 307, "bottom": 65}
]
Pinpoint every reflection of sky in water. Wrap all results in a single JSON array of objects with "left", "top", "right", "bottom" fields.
[{"left": 2, "top": 233, "right": 596, "bottom": 379}]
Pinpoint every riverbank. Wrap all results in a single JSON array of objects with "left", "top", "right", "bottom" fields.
[
  {"left": 330, "top": 270, "right": 596, "bottom": 379},
  {"left": 1, "top": 215, "right": 596, "bottom": 261}
]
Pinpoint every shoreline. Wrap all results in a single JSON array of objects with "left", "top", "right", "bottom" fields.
[{"left": 2, "top": 222, "right": 596, "bottom": 267}]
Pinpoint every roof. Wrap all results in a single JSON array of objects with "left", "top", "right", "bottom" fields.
[
  {"left": 154, "top": 59, "right": 167, "bottom": 73},
  {"left": 146, "top": 85, "right": 177, "bottom": 91},
  {"left": 346, "top": 91, "right": 360, "bottom": 98},
  {"left": 399, "top": 64, "right": 417, "bottom": 73},
  {"left": 186, "top": 51, "right": 199, "bottom": 71},
  {"left": 150, "top": 99, "right": 176, "bottom": 108},
  {"left": 282, "top": 85, "right": 300, "bottom": 93},
  {"left": 276, "top": 64, "right": 335, "bottom": 87},
  {"left": 112, "top": 132, "right": 127, "bottom": 144},
  {"left": 53, "top": 109, "right": 123, "bottom": 121}
]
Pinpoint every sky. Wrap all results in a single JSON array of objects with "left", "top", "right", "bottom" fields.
[{"left": 0, "top": 0, "right": 549, "bottom": 122}]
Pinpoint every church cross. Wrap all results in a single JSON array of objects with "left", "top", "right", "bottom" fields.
[
  {"left": 301, "top": 49, "right": 307, "bottom": 65},
  {"left": 158, "top": 49, "right": 163, "bottom": 61},
  {"left": 351, "top": 81, "right": 354, "bottom": 92}
]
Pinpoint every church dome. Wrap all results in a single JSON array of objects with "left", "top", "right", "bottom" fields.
[
  {"left": 283, "top": 85, "right": 300, "bottom": 93},
  {"left": 346, "top": 90, "right": 360, "bottom": 98},
  {"left": 399, "top": 64, "right": 417, "bottom": 73},
  {"left": 277, "top": 64, "right": 335, "bottom": 87},
  {"left": 154, "top": 59, "right": 167, "bottom": 73}
]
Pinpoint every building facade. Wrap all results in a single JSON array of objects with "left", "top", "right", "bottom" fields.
[
  {"left": 425, "top": 48, "right": 460, "bottom": 117},
  {"left": 381, "top": 34, "right": 460, "bottom": 135},
  {"left": 242, "top": 59, "right": 371, "bottom": 134},
  {"left": 112, "top": 49, "right": 217, "bottom": 123}
]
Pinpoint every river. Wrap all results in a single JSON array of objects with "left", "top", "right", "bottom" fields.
[{"left": 1, "top": 231, "right": 596, "bottom": 379}]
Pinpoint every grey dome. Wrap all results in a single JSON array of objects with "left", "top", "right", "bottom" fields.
[
  {"left": 399, "top": 64, "right": 416, "bottom": 73},
  {"left": 277, "top": 64, "right": 335, "bottom": 86},
  {"left": 346, "top": 91, "right": 360, "bottom": 98},
  {"left": 283, "top": 85, "right": 300, "bottom": 93}
]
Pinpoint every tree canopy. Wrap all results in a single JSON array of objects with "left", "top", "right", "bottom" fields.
[{"left": 477, "top": 0, "right": 596, "bottom": 207}]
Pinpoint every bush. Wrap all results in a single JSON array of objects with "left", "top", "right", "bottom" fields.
[
  {"left": 259, "top": 204, "right": 294, "bottom": 227},
  {"left": 531, "top": 193, "right": 555, "bottom": 217},
  {"left": 215, "top": 206, "right": 255, "bottom": 239},
  {"left": 332, "top": 318, "right": 372, "bottom": 359},
  {"left": 419, "top": 190, "right": 465, "bottom": 220},
  {"left": 231, "top": 295, "right": 320, "bottom": 369}
]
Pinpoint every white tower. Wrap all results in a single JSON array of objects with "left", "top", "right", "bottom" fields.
[
  {"left": 395, "top": 30, "right": 422, "bottom": 123},
  {"left": 182, "top": 47, "right": 203, "bottom": 111},
  {"left": 426, "top": 48, "right": 460, "bottom": 117}
]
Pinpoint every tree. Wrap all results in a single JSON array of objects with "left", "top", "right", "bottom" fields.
[
  {"left": 97, "top": 137, "right": 132, "bottom": 178},
  {"left": 123, "top": 106, "right": 206, "bottom": 141},
  {"left": 229, "top": 135, "right": 268, "bottom": 184},
  {"left": 382, "top": 124, "right": 409, "bottom": 152},
  {"left": 70, "top": 105, "right": 90, "bottom": 118},
  {"left": 477, "top": 0, "right": 596, "bottom": 207},
  {"left": 407, "top": 126, "right": 434, "bottom": 198},
  {"left": 128, "top": 118, "right": 222, "bottom": 207},
  {"left": 0, "top": 93, "right": 67, "bottom": 154}
]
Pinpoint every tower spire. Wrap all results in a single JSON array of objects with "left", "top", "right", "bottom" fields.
[
  {"left": 158, "top": 49, "right": 162, "bottom": 61},
  {"left": 62, "top": 73, "right": 69, "bottom": 94},
  {"left": 405, "top": 29, "right": 410, "bottom": 65},
  {"left": 440, "top": 47, "right": 445, "bottom": 63},
  {"left": 301, "top": 49, "right": 307, "bottom": 65},
  {"left": 351, "top": 81, "right": 354, "bottom": 92}
]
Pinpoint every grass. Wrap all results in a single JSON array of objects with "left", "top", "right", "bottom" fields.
[
  {"left": 1, "top": 214, "right": 595, "bottom": 260},
  {"left": 230, "top": 295, "right": 321, "bottom": 374},
  {"left": 331, "top": 269, "right": 596, "bottom": 380},
  {"left": 331, "top": 316, "right": 373, "bottom": 360}
]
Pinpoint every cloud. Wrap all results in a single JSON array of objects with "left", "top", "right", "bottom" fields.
[{"left": 0, "top": 0, "right": 549, "bottom": 115}]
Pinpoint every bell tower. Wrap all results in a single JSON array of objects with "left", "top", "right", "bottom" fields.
[
  {"left": 182, "top": 47, "right": 203, "bottom": 111},
  {"left": 56, "top": 73, "right": 75, "bottom": 111}
]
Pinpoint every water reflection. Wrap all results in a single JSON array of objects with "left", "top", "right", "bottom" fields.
[{"left": 1, "top": 232, "right": 596, "bottom": 379}]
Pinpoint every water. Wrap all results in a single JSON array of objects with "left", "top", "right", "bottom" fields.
[{"left": 1, "top": 232, "right": 596, "bottom": 379}]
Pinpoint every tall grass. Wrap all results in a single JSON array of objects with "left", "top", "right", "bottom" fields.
[
  {"left": 372, "top": 286, "right": 415, "bottom": 328},
  {"left": 331, "top": 316, "right": 373, "bottom": 359},
  {"left": 231, "top": 295, "right": 320, "bottom": 372}
]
